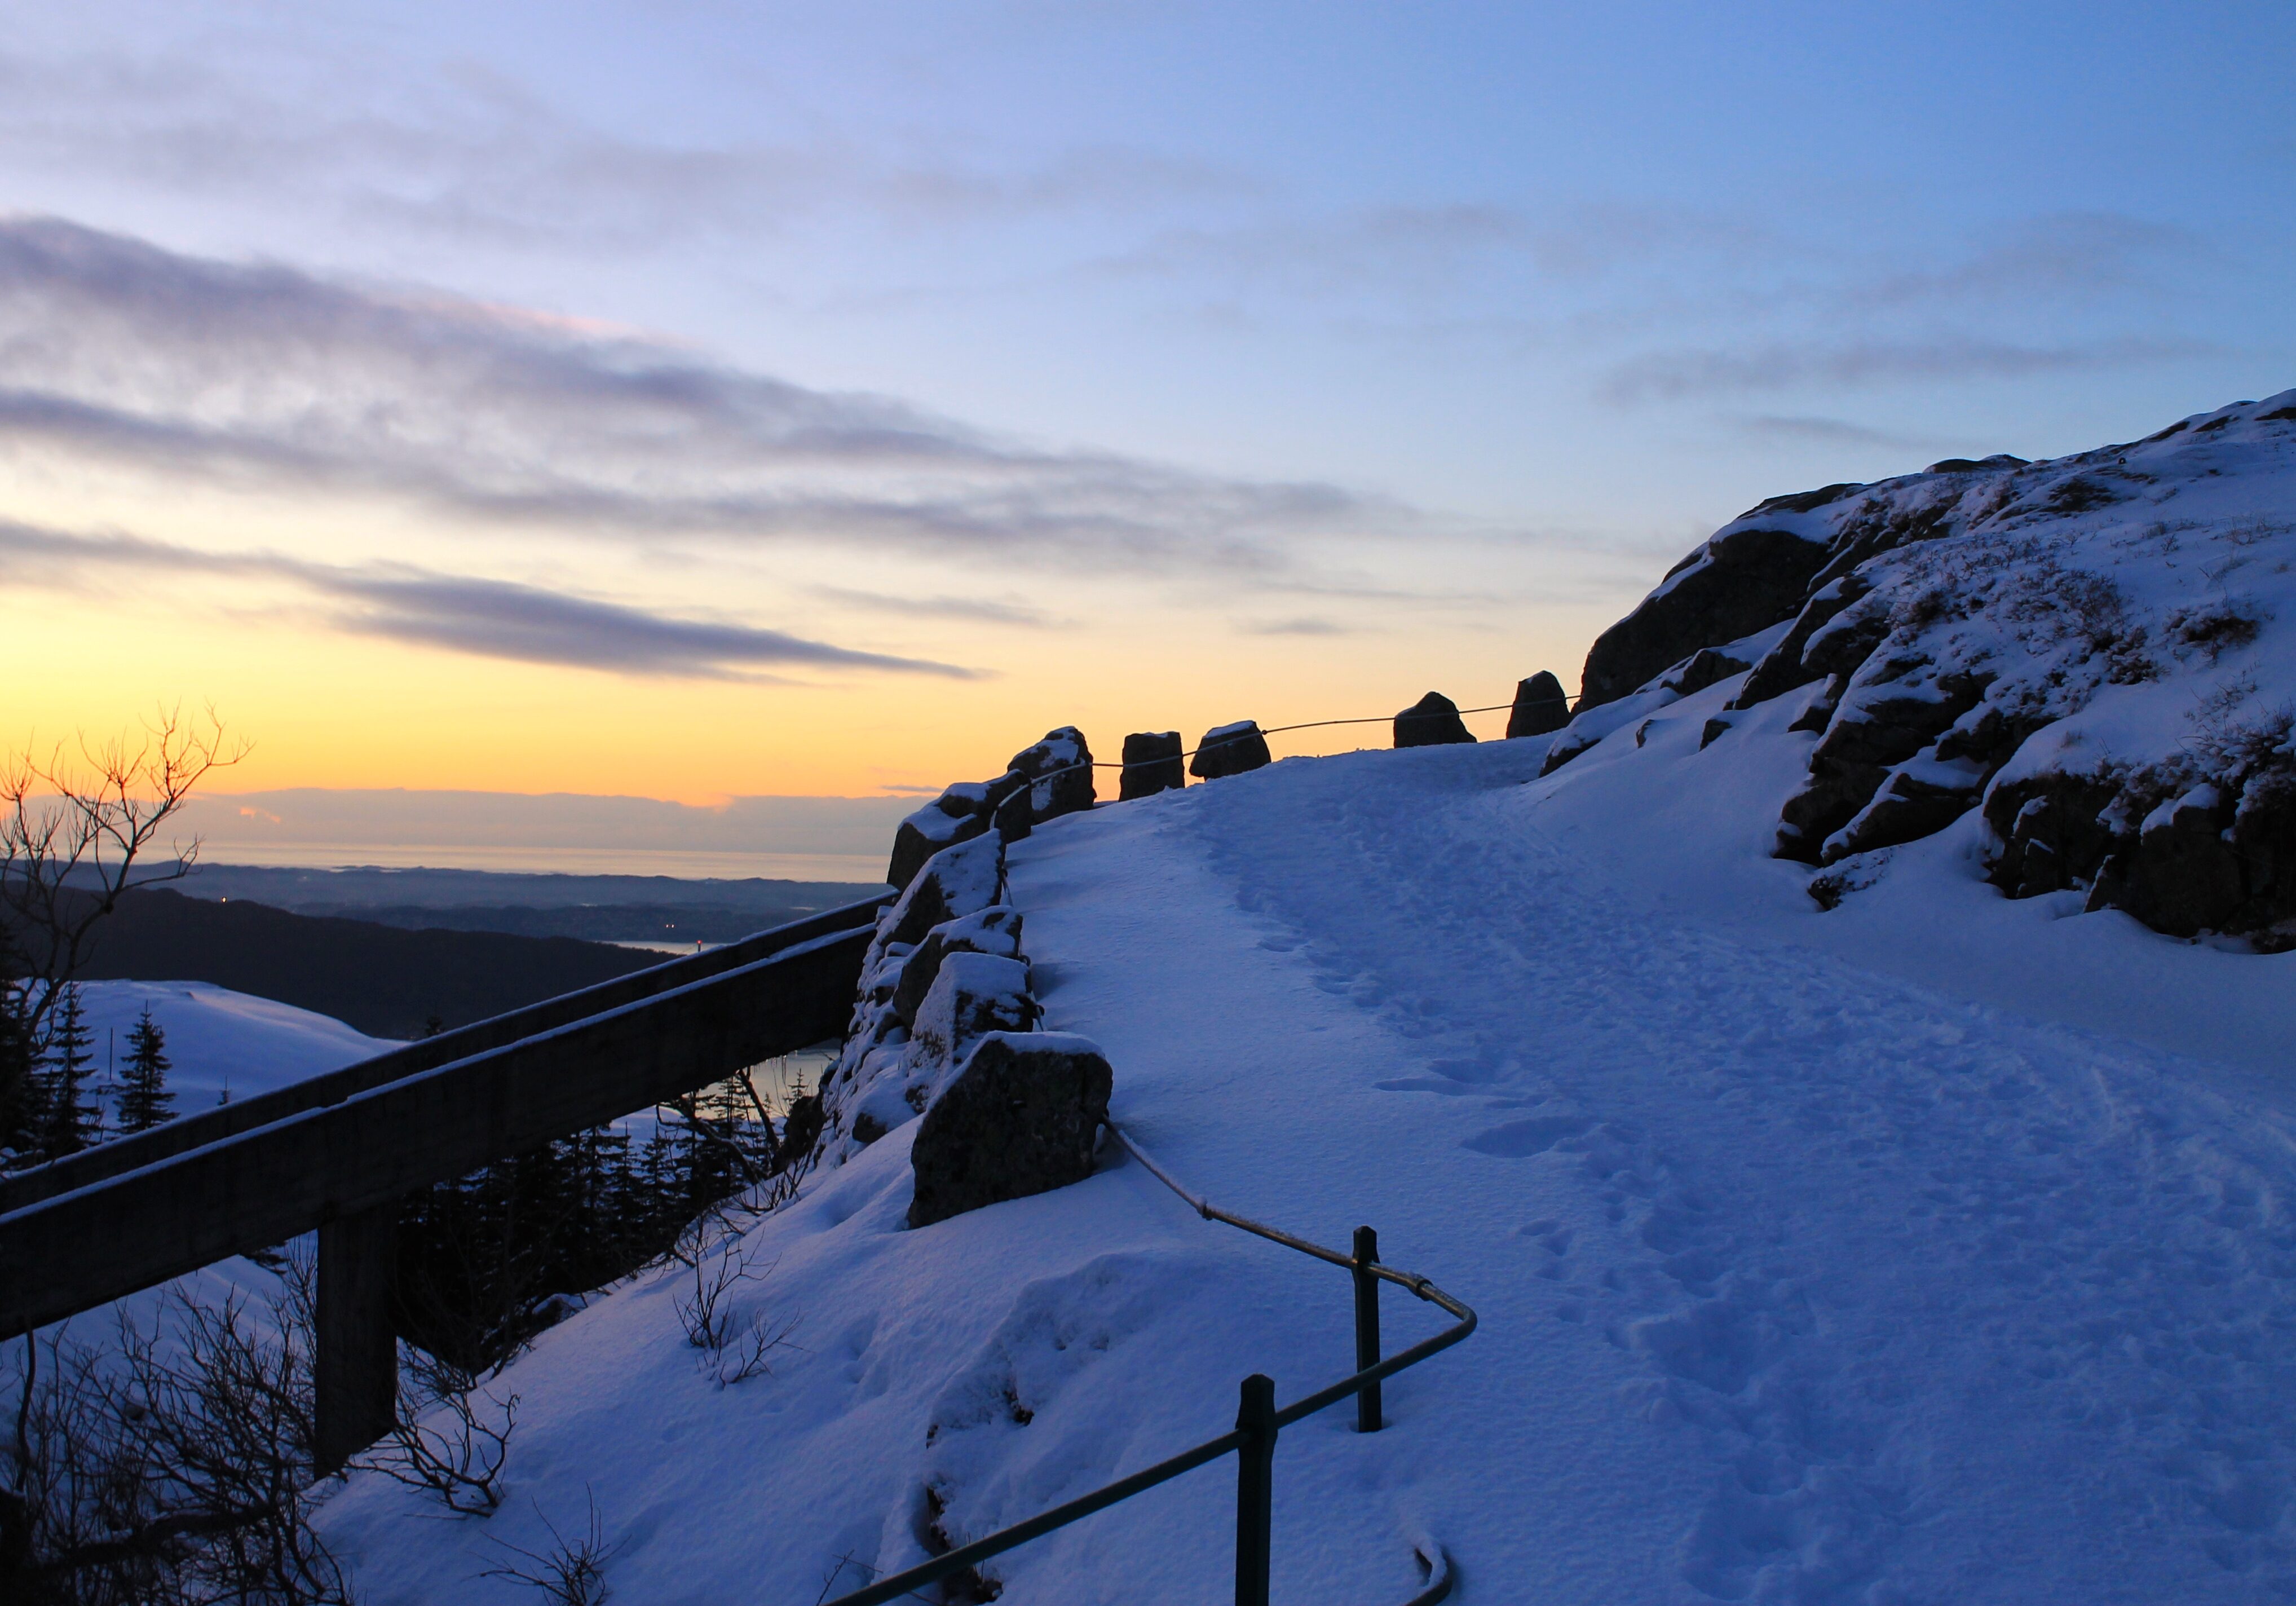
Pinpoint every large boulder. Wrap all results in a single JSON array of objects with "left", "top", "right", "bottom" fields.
[
  {"left": 1393, "top": 691, "right": 1475, "bottom": 748},
  {"left": 1119, "top": 731, "right": 1186, "bottom": 800},
  {"left": 1006, "top": 727, "right": 1096, "bottom": 824},
  {"left": 1505, "top": 673, "right": 1570, "bottom": 738},
  {"left": 908, "top": 1033, "right": 1112, "bottom": 1229},
  {"left": 1578, "top": 517, "right": 1842, "bottom": 711},
  {"left": 1190, "top": 720, "right": 1272, "bottom": 779}
]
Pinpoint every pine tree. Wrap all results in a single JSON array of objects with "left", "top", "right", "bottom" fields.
[
  {"left": 117, "top": 1002, "right": 175, "bottom": 1133},
  {"left": 39, "top": 983, "right": 100, "bottom": 1158},
  {"left": 0, "top": 943, "right": 35, "bottom": 1160}
]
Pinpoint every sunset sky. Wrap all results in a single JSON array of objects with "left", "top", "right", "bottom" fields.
[{"left": 3, "top": 2, "right": 2291, "bottom": 849}]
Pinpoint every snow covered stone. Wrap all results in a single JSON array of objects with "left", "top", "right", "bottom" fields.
[
  {"left": 1119, "top": 731, "right": 1186, "bottom": 799},
  {"left": 886, "top": 783, "right": 997, "bottom": 892},
  {"left": 1006, "top": 727, "right": 1096, "bottom": 826},
  {"left": 1190, "top": 720, "right": 1271, "bottom": 779},
  {"left": 907, "top": 1032, "right": 1111, "bottom": 1229},
  {"left": 1393, "top": 691, "right": 1475, "bottom": 748},
  {"left": 1505, "top": 672, "right": 1570, "bottom": 738},
  {"left": 877, "top": 832, "right": 1008, "bottom": 955},
  {"left": 907, "top": 952, "right": 1034, "bottom": 1078},
  {"left": 890, "top": 906, "right": 1024, "bottom": 1026}
]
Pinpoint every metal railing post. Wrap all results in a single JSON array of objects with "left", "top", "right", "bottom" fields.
[
  {"left": 1235, "top": 1373, "right": 1277, "bottom": 1606},
  {"left": 1353, "top": 1225, "right": 1383, "bottom": 1432}
]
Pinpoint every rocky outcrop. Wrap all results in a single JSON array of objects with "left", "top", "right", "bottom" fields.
[
  {"left": 1119, "top": 731, "right": 1186, "bottom": 800},
  {"left": 1191, "top": 721, "right": 1272, "bottom": 779},
  {"left": 1537, "top": 387, "right": 2296, "bottom": 947},
  {"left": 1576, "top": 511, "right": 1847, "bottom": 710},
  {"left": 816, "top": 737, "right": 1125, "bottom": 1217},
  {"left": 1505, "top": 672, "right": 1570, "bottom": 738},
  {"left": 907, "top": 1034, "right": 1112, "bottom": 1229},
  {"left": 1394, "top": 691, "right": 1475, "bottom": 748}
]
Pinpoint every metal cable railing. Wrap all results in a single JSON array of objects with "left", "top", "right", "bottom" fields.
[{"left": 820, "top": 1124, "right": 1477, "bottom": 1606}]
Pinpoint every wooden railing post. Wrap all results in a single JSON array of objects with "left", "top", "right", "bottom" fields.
[
  {"left": 1234, "top": 1373, "right": 1276, "bottom": 1606},
  {"left": 1353, "top": 1224, "right": 1383, "bottom": 1432},
  {"left": 315, "top": 1202, "right": 398, "bottom": 1473}
]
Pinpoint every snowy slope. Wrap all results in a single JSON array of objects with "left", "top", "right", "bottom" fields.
[
  {"left": 67, "top": 978, "right": 395, "bottom": 1122},
  {"left": 315, "top": 730, "right": 2296, "bottom": 1604}
]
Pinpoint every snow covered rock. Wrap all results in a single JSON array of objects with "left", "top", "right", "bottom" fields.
[
  {"left": 1505, "top": 671, "right": 1570, "bottom": 738},
  {"left": 1190, "top": 720, "right": 1272, "bottom": 779},
  {"left": 1577, "top": 488, "right": 1856, "bottom": 709},
  {"left": 889, "top": 906, "right": 1025, "bottom": 1026},
  {"left": 1553, "top": 387, "right": 2296, "bottom": 945},
  {"left": 1006, "top": 727, "right": 1096, "bottom": 826},
  {"left": 1394, "top": 691, "right": 1475, "bottom": 748},
  {"left": 906, "top": 1032, "right": 1111, "bottom": 1229},
  {"left": 886, "top": 783, "right": 996, "bottom": 892},
  {"left": 908, "top": 952, "right": 1035, "bottom": 1079},
  {"left": 1118, "top": 731, "right": 1186, "bottom": 800}
]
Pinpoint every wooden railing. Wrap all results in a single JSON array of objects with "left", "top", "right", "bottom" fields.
[{"left": 0, "top": 893, "right": 891, "bottom": 1467}]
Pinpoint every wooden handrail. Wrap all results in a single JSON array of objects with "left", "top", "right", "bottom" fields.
[
  {"left": 0, "top": 893, "right": 890, "bottom": 1218},
  {"left": 0, "top": 906, "right": 884, "bottom": 1342}
]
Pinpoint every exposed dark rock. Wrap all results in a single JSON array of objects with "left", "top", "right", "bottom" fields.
[
  {"left": 2087, "top": 786, "right": 2243, "bottom": 937},
  {"left": 1825, "top": 763, "right": 1985, "bottom": 861},
  {"left": 1700, "top": 717, "right": 1732, "bottom": 749},
  {"left": 1733, "top": 574, "right": 1874, "bottom": 709},
  {"left": 1006, "top": 728, "right": 1096, "bottom": 824},
  {"left": 1578, "top": 525, "right": 1833, "bottom": 710},
  {"left": 890, "top": 907, "right": 1023, "bottom": 1027},
  {"left": 993, "top": 783, "right": 1032, "bottom": 844},
  {"left": 1191, "top": 721, "right": 1272, "bottom": 779},
  {"left": 1539, "top": 725, "right": 1604, "bottom": 776},
  {"left": 1924, "top": 455, "right": 2030, "bottom": 474},
  {"left": 908, "top": 1033, "right": 1112, "bottom": 1229},
  {"left": 1775, "top": 674, "right": 1992, "bottom": 863},
  {"left": 1505, "top": 672, "right": 1570, "bottom": 738},
  {"left": 1982, "top": 771, "right": 2123, "bottom": 899},
  {"left": 1736, "top": 482, "right": 1865, "bottom": 520},
  {"left": 1664, "top": 648, "right": 1752, "bottom": 699},
  {"left": 1119, "top": 731, "right": 1186, "bottom": 799},
  {"left": 1394, "top": 691, "right": 1475, "bottom": 748}
]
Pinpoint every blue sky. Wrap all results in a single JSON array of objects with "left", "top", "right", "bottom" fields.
[{"left": 1, "top": 1, "right": 2290, "bottom": 815}]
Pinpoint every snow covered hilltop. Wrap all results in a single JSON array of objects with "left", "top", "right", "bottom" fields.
[
  {"left": 320, "top": 391, "right": 2296, "bottom": 1604},
  {"left": 1555, "top": 387, "right": 2296, "bottom": 945}
]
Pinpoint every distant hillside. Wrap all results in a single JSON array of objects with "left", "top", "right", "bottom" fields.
[{"left": 46, "top": 889, "right": 657, "bottom": 1039}]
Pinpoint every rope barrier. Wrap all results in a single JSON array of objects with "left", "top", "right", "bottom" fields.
[{"left": 818, "top": 1122, "right": 1474, "bottom": 1606}]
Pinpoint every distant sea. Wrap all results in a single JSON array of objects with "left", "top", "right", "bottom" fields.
[{"left": 186, "top": 839, "right": 889, "bottom": 883}]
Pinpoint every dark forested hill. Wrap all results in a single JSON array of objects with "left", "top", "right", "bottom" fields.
[{"left": 48, "top": 888, "right": 658, "bottom": 1039}]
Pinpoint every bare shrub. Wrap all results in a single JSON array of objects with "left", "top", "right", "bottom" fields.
[
  {"left": 669, "top": 1230, "right": 800, "bottom": 1389},
  {"left": 478, "top": 1490, "right": 620, "bottom": 1605},
  {"left": 363, "top": 1348, "right": 516, "bottom": 1517},
  {"left": 2, "top": 1253, "right": 355, "bottom": 1604}
]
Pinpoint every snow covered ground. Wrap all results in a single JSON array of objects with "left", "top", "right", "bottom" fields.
[
  {"left": 316, "top": 722, "right": 2296, "bottom": 1604},
  {"left": 66, "top": 978, "right": 396, "bottom": 1122}
]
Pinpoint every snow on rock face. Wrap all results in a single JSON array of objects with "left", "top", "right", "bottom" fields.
[
  {"left": 1190, "top": 719, "right": 1272, "bottom": 779},
  {"left": 1559, "top": 388, "right": 2296, "bottom": 945}
]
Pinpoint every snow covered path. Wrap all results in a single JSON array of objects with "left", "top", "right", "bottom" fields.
[
  {"left": 319, "top": 736, "right": 2296, "bottom": 1605},
  {"left": 1016, "top": 740, "right": 2296, "bottom": 1604}
]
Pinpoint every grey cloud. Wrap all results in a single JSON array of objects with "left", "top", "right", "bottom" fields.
[
  {"left": 1598, "top": 336, "right": 2213, "bottom": 405},
  {"left": 1240, "top": 616, "right": 1353, "bottom": 636},
  {"left": 0, "top": 47, "right": 1256, "bottom": 251},
  {"left": 0, "top": 217, "right": 1374, "bottom": 572},
  {"left": 0, "top": 518, "right": 977, "bottom": 681},
  {"left": 810, "top": 586, "right": 1061, "bottom": 627}
]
